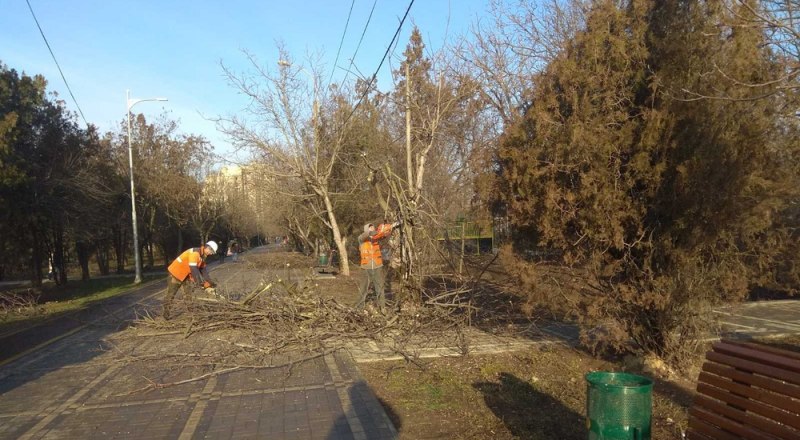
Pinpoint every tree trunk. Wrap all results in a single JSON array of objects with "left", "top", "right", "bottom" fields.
[
  {"left": 147, "top": 208, "right": 156, "bottom": 268},
  {"left": 288, "top": 217, "right": 314, "bottom": 253},
  {"left": 30, "top": 228, "right": 43, "bottom": 288},
  {"left": 160, "top": 235, "right": 170, "bottom": 267},
  {"left": 321, "top": 191, "right": 350, "bottom": 276},
  {"left": 95, "top": 239, "right": 110, "bottom": 275},
  {"left": 52, "top": 226, "right": 67, "bottom": 286},
  {"left": 405, "top": 63, "right": 413, "bottom": 192},
  {"left": 76, "top": 240, "right": 91, "bottom": 281},
  {"left": 177, "top": 228, "right": 184, "bottom": 254},
  {"left": 114, "top": 226, "right": 126, "bottom": 274},
  {"left": 401, "top": 63, "right": 423, "bottom": 303},
  {"left": 459, "top": 221, "right": 466, "bottom": 275}
]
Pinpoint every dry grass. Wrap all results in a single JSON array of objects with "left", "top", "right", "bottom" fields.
[
  {"left": 361, "top": 334, "right": 800, "bottom": 439},
  {"left": 361, "top": 343, "right": 693, "bottom": 440}
]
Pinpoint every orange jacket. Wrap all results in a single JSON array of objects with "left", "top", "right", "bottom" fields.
[
  {"left": 359, "top": 224, "right": 392, "bottom": 269},
  {"left": 167, "top": 247, "right": 207, "bottom": 281}
]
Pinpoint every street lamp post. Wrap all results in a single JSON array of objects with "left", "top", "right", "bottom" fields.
[{"left": 126, "top": 90, "right": 167, "bottom": 284}]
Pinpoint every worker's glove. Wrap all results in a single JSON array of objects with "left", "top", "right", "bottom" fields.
[
  {"left": 204, "top": 286, "right": 218, "bottom": 297},
  {"left": 202, "top": 281, "right": 213, "bottom": 289},
  {"left": 391, "top": 220, "right": 402, "bottom": 228}
]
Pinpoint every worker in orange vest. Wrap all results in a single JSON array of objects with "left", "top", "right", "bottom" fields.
[
  {"left": 354, "top": 221, "right": 398, "bottom": 313},
  {"left": 163, "top": 241, "right": 218, "bottom": 319}
]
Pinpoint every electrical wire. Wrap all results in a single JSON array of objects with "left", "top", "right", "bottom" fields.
[
  {"left": 341, "top": 0, "right": 378, "bottom": 85},
  {"left": 329, "top": 0, "right": 355, "bottom": 85},
  {"left": 25, "top": 0, "right": 89, "bottom": 127},
  {"left": 341, "top": 0, "right": 414, "bottom": 128}
]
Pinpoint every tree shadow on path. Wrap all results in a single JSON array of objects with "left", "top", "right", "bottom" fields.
[
  {"left": 474, "top": 372, "right": 585, "bottom": 440},
  {"left": 326, "top": 379, "right": 401, "bottom": 440}
]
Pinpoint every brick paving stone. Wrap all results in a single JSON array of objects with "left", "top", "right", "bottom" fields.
[
  {"left": 1, "top": 357, "right": 106, "bottom": 394},
  {"left": 329, "top": 424, "right": 353, "bottom": 438},
  {"left": 0, "top": 248, "right": 404, "bottom": 440},
  {"left": 0, "top": 415, "right": 39, "bottom": 439}
]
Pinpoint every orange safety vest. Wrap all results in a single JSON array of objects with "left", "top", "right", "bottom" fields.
[
  {"left": 359, "top": 225, "right": 392, "bottom": 269},
  {"left": 167, "top": 247, "right": 206, "bottom": 281}
]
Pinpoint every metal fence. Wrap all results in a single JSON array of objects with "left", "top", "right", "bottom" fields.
[{"left": 437, "top": 220, "right": 496, "bottom": 255}]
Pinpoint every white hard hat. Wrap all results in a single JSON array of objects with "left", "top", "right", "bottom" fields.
[{"left": 206, "top": 241, "right": 219, "bottom": 253}]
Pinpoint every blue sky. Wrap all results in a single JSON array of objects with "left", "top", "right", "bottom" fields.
[{"left": 2, "top": 0, "right": 489, "bottom": 160}]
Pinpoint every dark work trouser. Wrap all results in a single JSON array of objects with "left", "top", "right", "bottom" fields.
[
  {"left": 355, "top": 267, "right": 385, "bottom": 310},
  {"left": 163, "top": 275, "right": 193, "bottom": 318}
]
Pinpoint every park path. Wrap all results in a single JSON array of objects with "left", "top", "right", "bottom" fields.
[
  {"left": 0, "top": 246, "right": 396, "bottom": 440},
  {"left": 0, "top": 246, "right": 798, "bottom": 439},
  {"left": 714, "top": 299, "right": 800, "bottom": 338}
]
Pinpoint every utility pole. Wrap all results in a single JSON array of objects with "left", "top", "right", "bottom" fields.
[{"left": 405, "top": 63, "right": 413, "bottom": 194}]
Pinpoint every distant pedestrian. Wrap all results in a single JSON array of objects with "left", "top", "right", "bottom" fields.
[
  {"left": 163, "top": 241, "right": 218, "bottom": 319},
  {"left": 228, "top": 240, "right": 239, "bottom": 262}
]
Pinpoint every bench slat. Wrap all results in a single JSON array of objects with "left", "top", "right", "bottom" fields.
[
  {"left": 703, "top": 361, "right": 800, "bottom": 400},
  {"left": 689, "top": 410, "right": 756, "bottom": 440},
  {"left": 693, "top": 394, "right": 800, "bottom": 439},
  {"left": 686, "top": 431, "right": 716, "bottom": 440},
  {"left": 689, "top": 405, "right": 782, "bottom": 440},
  {"left": 724, "top": 340, "right": 800, "bottom": 362},
  {"left": 714, "top": 342, "right": 800, "bottom": 374},
  {"left": 699, "top": 371, "right": 800, "bottom": 414},
  {"left": 698, "top": 383, "right": 800, "bottom": 430},
  {"left": 707, "top": 352, "right": 800, "bottom": 386},
  {"left": 688, "top": 340, "right": 800, "bottom": 440}
]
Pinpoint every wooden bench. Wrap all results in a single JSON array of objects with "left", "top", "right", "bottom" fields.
[{"left": 687, "top": 339, "right": 800, "bottom": 439}]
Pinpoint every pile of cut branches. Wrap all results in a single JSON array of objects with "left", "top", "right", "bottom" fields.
[
  {"left": 139, "top": 279, "right": 415, "bottom": 347},
  {"left": 116, "top": 277, "right": 477, "bottom": 392},
  {"left": 209, "top": 280, "right": 469, "bottom": 341},
  {"left": 0, "top": 288, "right": 43, "bottom": 321}
]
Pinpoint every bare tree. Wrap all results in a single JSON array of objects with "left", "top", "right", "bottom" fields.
[
  {"left": 727, "top": 0, "right": 798, "bottom": 94},
  {"left": 459, "top": 0, "right": 587, "bottom": 125},
  {"left": 656, "top": 0, "right": 799, "bottom": 114},
  {"left": 219, "top": 46, "right": 356, "bottom": 275},
  {"left": 358, "top": 28, "right": 482, "bottom": 303}
]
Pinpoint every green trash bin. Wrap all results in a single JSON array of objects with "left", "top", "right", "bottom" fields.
[
  {"left": 585, "top": 371, "right": 653, "bottom": 440},
  {"left": 318, "top": 254, "right": 329, "bottom": 266}
]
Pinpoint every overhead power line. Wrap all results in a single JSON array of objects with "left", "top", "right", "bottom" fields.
[
  {"left": 342, "top": 0, "right": 414, "bottom": 127},
  {"left": 341, "top": 0, "right": 378, "bottom": 85},
  {"left": 329, "top": 0, "right": 355, "bottom": 85},
  {"left": 25, "top": 0, "right": 89, "bottom": 127}
]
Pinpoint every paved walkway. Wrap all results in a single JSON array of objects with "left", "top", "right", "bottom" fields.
[
  {"left": 715, "top": 299, "right": 800, "bottom": 337},
  {"left": 0, "top": 247, "right": 396, "bottom": 440},
  {"left": 0, "top": 246, "right": 798, "bottom": 439}
]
